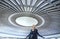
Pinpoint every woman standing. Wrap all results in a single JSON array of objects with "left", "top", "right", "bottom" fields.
[{"left": 26, "top": 25, "right": 45, "bottom": 39}]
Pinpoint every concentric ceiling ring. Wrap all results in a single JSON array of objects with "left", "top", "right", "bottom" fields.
[{"left": 8, "top": 12, "right": 45, "bottom": 28}]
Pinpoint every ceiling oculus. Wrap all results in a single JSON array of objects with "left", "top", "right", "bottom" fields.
[{"left": 15, "top": 17, "right": 38, "bottom": 26}]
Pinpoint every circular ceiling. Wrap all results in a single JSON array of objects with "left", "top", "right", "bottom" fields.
[
  {"left": 8, "top": 12, "right": 45, "bottom": 28},
  {"left": 0, "top": 0, "right": 60, "bottom": 38}
]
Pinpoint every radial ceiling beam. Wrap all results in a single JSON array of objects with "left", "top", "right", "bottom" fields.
[
  {"left": 31, "top": 0, "right": 46, "bottom": 13},
  {"left": 18, "top": 0, "right": 25, "bottom": 11},
  {"left": 0, "top": 4, "right": 15, "bottom": 13},
  {"left": 38, "top": 3, "right": 60, "bottom": 13},
  {"left": 25, "top": 0, "right": 27, "bottom": 5},
  {"left": 31, "top": 0, "right": 44, "bottom": 12},
  {"left": 32, "top": 0, "right": 55, "bottom": 13},
  {"left": 13, "top": 0, "right": 23, "bottom": 11},
  {"left": 25, "top": 0, "right": 27, "bottom": 11},
  {"left": 10, "top": 0, "right": 22, "bottom": 12},
  {"left": 2, "top": 0, "right": 18, "bottom": 12},
  {"left": 39, "top": 0, "right": 60, "bottom": 12},
  {"left": 0, "top": 0, "right": 17, "bottom": 12},
  {"left": 8, "top": 0, "right": 20, "bottom": 12},
  {"left": 4, "top": 0, "right": 19, "bottom": 12},
  {"left": 47, "top": 9, "right": 60, "bottom": 12},
  {"left": 43, "top": 5, "right": 60, "bottom": 11},
  {"left": 35, "top": 0, "right": 60, "bottom": 13}
]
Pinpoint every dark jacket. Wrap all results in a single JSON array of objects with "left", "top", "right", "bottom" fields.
[{"left": 26, "top": 29, "right": 44, "bottom": 39}]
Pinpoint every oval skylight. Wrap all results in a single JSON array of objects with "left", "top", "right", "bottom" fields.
[{"left": 15, "top": 17, "right": 38, "bottom": 26}]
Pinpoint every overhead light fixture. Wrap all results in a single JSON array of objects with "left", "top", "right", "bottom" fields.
[{"left": 15, "top": 17, "right": 38, "bottom": 26}]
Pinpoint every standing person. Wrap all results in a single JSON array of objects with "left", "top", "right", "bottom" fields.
[{"left": 26, "top": 25, "right": 45, "bottom": 39}]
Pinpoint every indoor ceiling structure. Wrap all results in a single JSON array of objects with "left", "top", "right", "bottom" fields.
[{"left": 0, "top": 0, "right": 60, "bottom": 39}]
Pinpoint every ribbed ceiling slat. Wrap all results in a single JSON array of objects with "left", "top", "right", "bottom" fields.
[{"left": 19, "top": 0, "right": 25, "bottom": 11}]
